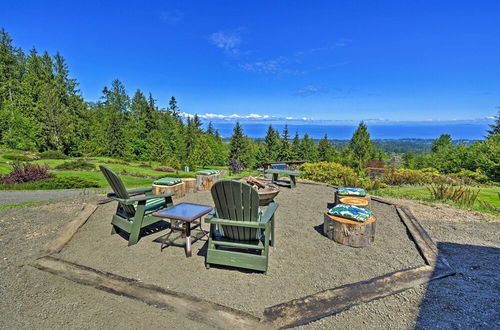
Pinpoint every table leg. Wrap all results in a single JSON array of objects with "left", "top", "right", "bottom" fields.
[
  {"left": 185, "top": 221, "right": 192, "bottom": 257},
  {"left": 290, "top": 175, "right": 296, "bottom": 188},
  {"left": 272, "top": 173, "right": 278, "bottom": 184}
]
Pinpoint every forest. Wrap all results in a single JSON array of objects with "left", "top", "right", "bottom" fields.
[{"left": 0, "top": 28, "right": 499, "bottom": 184}]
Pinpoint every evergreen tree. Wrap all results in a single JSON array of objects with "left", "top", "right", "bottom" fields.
[
  {"left": 278, "top": 125, "right": 293, "bottom": 161},
  {"left": 300, "top": 133, "right": 317, "bottom": 162},
  {"left": 318, "top": 134, "right": 333, "bottom": 162},
  {"left": 487, "top": 109, "right": 500, "bottom": 136},
  {"left": 206, "top": 121, "right": 216, "bottom": 135},
  {"left": 431, "top": 134, "right": 453, "bottom": 153},
  {"left": 229, "top": 122, "right": 253, "bottom": 168},
  {"left": 348, "top": 122, "right": 374, "bottom": 169},
  {"left": 264, "top": 125, "right": 280, "bottom": 161},
  {"left": 168, "top": 96, "right": 180, "bottom": 120}
]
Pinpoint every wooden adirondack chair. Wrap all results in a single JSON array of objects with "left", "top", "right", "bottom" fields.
[
  {"left": 205, "top": 180, "right": 278, "bottom": 273},
  {"left": 100, "top": 165, "right": 174, "bottom": 246}
]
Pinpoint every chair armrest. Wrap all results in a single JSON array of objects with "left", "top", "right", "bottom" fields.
[
  {"left": 205, "top": 217, "right": 269, "bottom": 228},
  {"left": 205, "top": 210, "right": 217, "bottom": 222},
  {"left": 107, "top": 192, "right": 174, "bottom": 205},
  {"left": 261, "top": 202, "right": 279, "bottom": 223},
  {"left": 127, "top": 187, "right": 153, "bottom": 195}
]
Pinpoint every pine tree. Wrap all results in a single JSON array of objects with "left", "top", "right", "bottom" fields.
[
  {"left": 206, "top": 121, "right": 215, "bottom": 135},
  {"left": 168, "top": 96, "right": 180, "bottom": 120},
  {"left": 264, "top": 125, "right": 280, "bottom": 161},
  {"left": 349, "top": 121, "right": 374, "bottom": 169},
  {"left": 431, "top": 134, "right": 453, "bottom": 153},
  {"left": 278, "top": 125, "right": 293, "bottom": 161},
  {"left": 318, "top": 134, "right": 332, "bottom": 162},
  {"left": 229, "top": 122, "right": 253, "bottom": 167},
  {"left": 487, "top": 109, "right": 500, "bottom": 136},
  {"left": 300, "top": 133, "right": 317, "bottom": 161}
]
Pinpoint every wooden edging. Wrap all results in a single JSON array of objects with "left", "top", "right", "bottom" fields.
[
  {"left": 32, "top": 256, "right": 264, "bottom": 330},
  {"left": 31, "top": 192, "right": 455, "bottom": 329},
  {"left": 38, "top": 203, "right": 98, "bottom": 257},
  {"left": 261, "top": 196, "right": 455, "bottom": 328}
]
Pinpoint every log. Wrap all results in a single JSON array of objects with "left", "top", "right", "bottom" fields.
[
  {"left": 196, "top": 172, "right": 222, "bottom": 191},
  {"left": 33, "top": 256, "right": 265, "bottom": 330},
  {"left": 152, "top": 182, "right": 185, "bottom": 200},
  {"left": 245, "top": 176, "right": 267, "bottom": 189},
  {"left": 323, "top": 213, "right": 376, "bottom": 247},
  {"left": 183, "top": 178, "right": 197, "bottom": 194},
  {"left": 339, "top": 196, "right": 369, "bottom": 208}
]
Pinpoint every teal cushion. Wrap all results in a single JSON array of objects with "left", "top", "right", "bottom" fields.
[
  {"left": 337, "top": 187, "right": 367, "bottom": 197},
  {"left": 153, "top": 177, "right": 182, "bottom": 186},
  {"left": 134, "top": 198, "right": 166, "bottom": 212},
  {"left": 196, "top": 169, "right": 219, "bottom": 175},
  {"left": 328, "top": 203, "right": 373, "bottom": 222}
]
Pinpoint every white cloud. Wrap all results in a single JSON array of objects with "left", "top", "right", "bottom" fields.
[
  {"left": 180, "top": 112, "right": 310, "bottom": 121},
  {"left": 209, "top": 31, "right": 242, "bottom": 55}
]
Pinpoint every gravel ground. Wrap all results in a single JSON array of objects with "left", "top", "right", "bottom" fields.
[
  {"left": 0, "top": 189, "right": 106, "bottom": 206},
  {"left": 0, "top": 183, "right": 498, "bottom": 329}
]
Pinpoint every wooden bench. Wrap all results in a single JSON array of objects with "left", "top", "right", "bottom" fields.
[{"left": 265, "top": 169, "right": 301, "bottom": 188}]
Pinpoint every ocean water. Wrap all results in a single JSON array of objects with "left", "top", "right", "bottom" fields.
[{"left": 208, "top": 122, "right": 490, "bottom": 140}]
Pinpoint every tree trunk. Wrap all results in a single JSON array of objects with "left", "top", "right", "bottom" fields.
[
  {"left": 323, "top": 213, "right": 376, "bottom": 247},
  {"left": 183, "top": 178, "right": 197, "bottom": 194},
  {"left": 152, "top": 182, "right": 185, "bottom": 200},
  {"left": 338, "top": 196, "right": 370, "bottom": 208},
  {"left": 196, "top": 173, "right": 222, "bottom": 191}
]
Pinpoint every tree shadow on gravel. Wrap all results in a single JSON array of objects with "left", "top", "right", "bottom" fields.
[{"left": 416, "top": 242, "right": 500, "bottom": 329}]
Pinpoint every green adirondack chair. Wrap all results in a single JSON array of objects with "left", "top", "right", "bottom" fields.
[
  {"left": 205, "top": 180, "right": 278, "bottom": 273},
  {"left": 100, "top": 165, "right": 174, "bottom": 246}
]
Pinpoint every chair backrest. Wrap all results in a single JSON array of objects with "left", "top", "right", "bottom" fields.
[
  {"left": 99, "top": 165, "right": 136, "bottom": 215},
  {"left": 211, "top": 180, "right": 260, "bottom": 241}
]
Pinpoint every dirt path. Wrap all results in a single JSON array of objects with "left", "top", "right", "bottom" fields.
[{"left": 0, "top": 185, "right": 498, "bottom": 329}]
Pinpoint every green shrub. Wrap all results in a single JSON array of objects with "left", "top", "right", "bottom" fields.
[
  {"left": 299, "top": 162, "right": 360, "bottom": 187},
  {"left": 25, "top": 176, "right": 100, "bottom": 189},
  {"left": 55, "top": 159, "right": 96, "bottom": 171},
  {"left": 428, "top": 183, "right": 479, "bottom": 207},
  {"left": 3, "top": 153, "right": 37, "bottom": 161},
  {"left": 450, "top": 169, "right": 488, "bottom": 184},
  {"left": 39, "top": 150, "right": 68, "bottom": 159},
  {"left": 382, "top": 168, "right": 436, "bottom": 185}
]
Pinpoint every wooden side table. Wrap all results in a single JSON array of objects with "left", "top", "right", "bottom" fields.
[{"left": 153, "top": 203, "right": 213, "bottom": 257}]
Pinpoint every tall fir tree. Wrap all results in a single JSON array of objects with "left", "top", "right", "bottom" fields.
[
  {"left": 278, "top": 125, "right": 293, "bottom": 161},
  {"left": 300, "top": 133, "right": 317, "bottom": 162},
  {"left": 264, "top": 125, "right": 280, "bottom": 161},
  {"left": 291, "top": 131, "right": 301, "bottom": 160},
  {"left": 318, "top": 134, "right": 332, "bottom": 162},
  {"left": 348, "top": 121, "right": 374, "bottom": 169}
]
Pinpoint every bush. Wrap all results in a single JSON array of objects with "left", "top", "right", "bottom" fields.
[
  {"left": 450, "top": 169, "right": 488, "bottom": 184},
  {"left": 228, "top": 158, "right": 243, "bottom": 174},
  {"left": 3, "top": 153, "right": 37, "bottom": 161},
  {"left": 382, "top": 168, "right": 435, "bottom": 185},
  {"left": 428, "top": 184, "right": 479, "bottom": 207},
  {"left": 299, "top": 162, "right": 360, "bottom": 187},
  {"left": 28, "top": 176, "right": 100, "bottom": 189},
  {"left": 55, "top": 160, "right": 96, "bottom": 171},
  {"left": 0, "top": 163, "right": 54, "bottom": 184},
  {"left": 38, "top": 150, "right": 68, "bottom": 159},
  {"left": 155, "top": 166, "right": 175, "bottom": 172}
]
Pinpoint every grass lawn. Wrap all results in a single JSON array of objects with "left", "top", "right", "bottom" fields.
[
  {"left": 373, "top": 185, "right": 500, "bottom": 214},
  {"left": 0, "top": 151, "right": 260, "bottom": 190}
]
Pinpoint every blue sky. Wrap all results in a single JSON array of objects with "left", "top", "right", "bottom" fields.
[{"left": 2, "top": 0, "right": 499, "bottom": 123}]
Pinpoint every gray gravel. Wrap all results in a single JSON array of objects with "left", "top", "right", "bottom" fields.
[
  {"left": 0, "top": 189, "right": 106, "bottom": 206},
  {"left": 0, "top": 184, "right": 498, "bottom": 329}
]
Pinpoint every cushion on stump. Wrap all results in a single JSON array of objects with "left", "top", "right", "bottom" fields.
[
  {"left": 153, "top": 177, "right": 182, "bottom": 186},
  {"left": 337, "top": 187, "right": 367, "bottom": 197},
  {"left": 196, "top": 169, "right": 219, "bottom": 175},
  {"left": 328, "top": 203, "right": 373, "bottom": 222}
]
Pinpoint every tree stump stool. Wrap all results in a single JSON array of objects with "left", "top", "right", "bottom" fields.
[
  {"left": 152, "top": 182, "right": 185, "bottom": 200},
  {"left": 183, "top": 178, "right": 197, "bottom": 194},
  {"left": 196, "top": 173, "right": 222, "bottom": 191},
  {"left": 339, "top": 196, "right": 370, "bottom": 208},
  {"left": 323, "top": 213, "right": 376, "bottom": 247},
  {"left": 335, "top": 192, "right": 371, "bottom": 205}
]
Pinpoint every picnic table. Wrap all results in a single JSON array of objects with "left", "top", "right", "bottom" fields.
[{"left": 265, "top": 169, "right": 301, "bottom": 188}]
